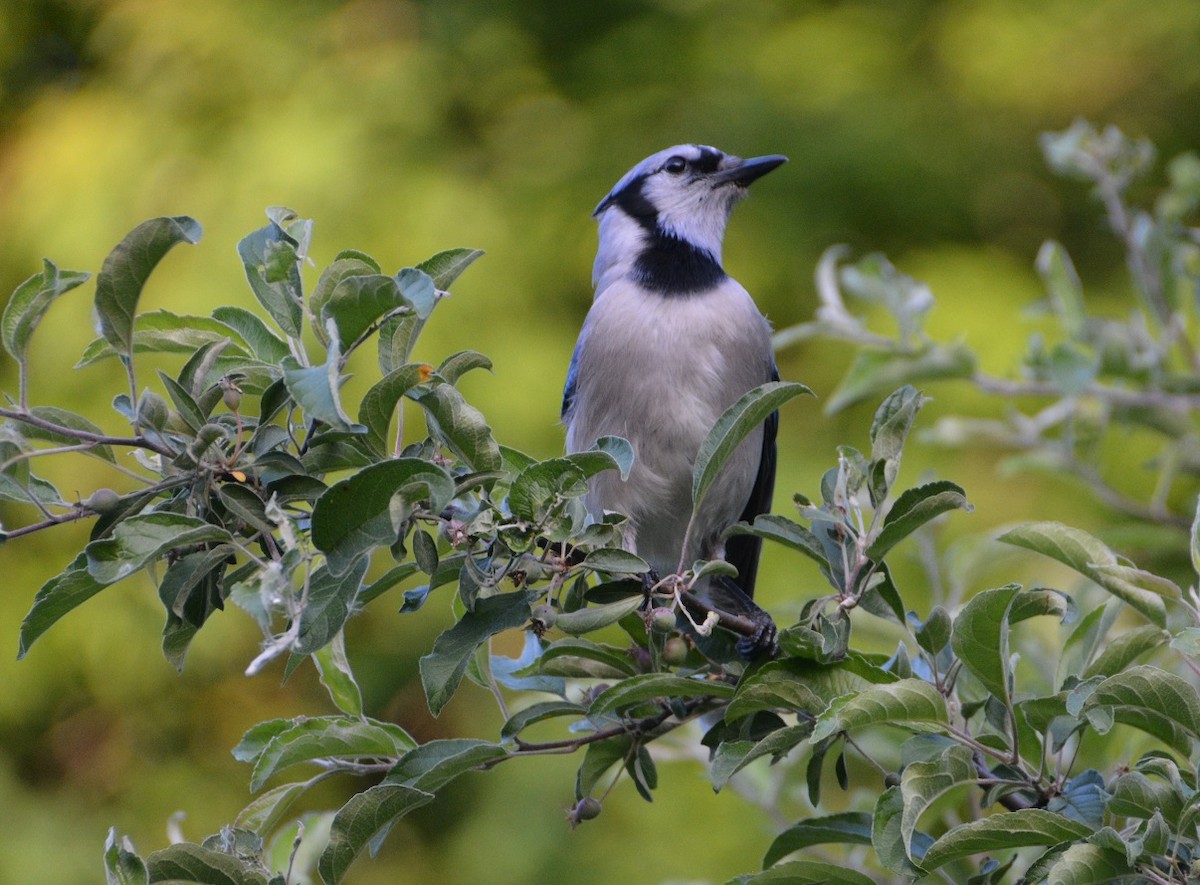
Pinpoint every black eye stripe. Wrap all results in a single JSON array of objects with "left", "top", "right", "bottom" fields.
[{"left": 690, "top": 147, "right": 723, "bottom": 174}]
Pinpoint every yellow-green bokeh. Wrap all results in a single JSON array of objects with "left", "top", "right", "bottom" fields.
[{"left": 1, "top": 1, "right": 1198, "bottom": 881}]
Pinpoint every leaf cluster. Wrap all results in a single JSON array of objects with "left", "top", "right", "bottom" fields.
[{"left": 7, "top": 121, "right": 1200, "bottom": 885}]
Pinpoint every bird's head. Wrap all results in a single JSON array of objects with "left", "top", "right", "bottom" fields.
[{"left": 591, "top": 144, "right": 786, "bottom": 291}]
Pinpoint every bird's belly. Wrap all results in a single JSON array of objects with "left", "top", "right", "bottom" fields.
[{"left": 565, "top": 285, "right": 770, "bottom": 574}]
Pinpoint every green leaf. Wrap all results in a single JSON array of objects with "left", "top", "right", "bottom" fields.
[
  {"left": 588, "top": 672, "right": 734, "bottom": 717},
  {"left": 761, "top": 812, "right": 873, "bottom": 867},
  {"left": 872, "top": 785, "right": 923, "bottom": 879},
  {"left": 711, "top": 722, "right": 814, "bottom": 792},
  {"left": 509, "top": 457, "right": 589, "bottom": 522},
  {"left": 500, "top": 701, "right": 585, "bottom": 739},
  {"left": 1079, "top": 664, "right": 1200, "bottom": 750},
  {"left": 524, "top": 637, "right": 640, "bottom": 678},
  {"left": 900, "top": 743, "right": 977, "bottom": 862},
  {"left": 357, "top": 362, "right": 432, "bottom": 455},
  {"left": 1083, "top": 625, "right": 1168, "bottom": 679},
  {"left": 951, "top": 583, "right": 1022, "bottom": 701},
  {"left": 730, "top": 861, "right": 876, "bottom": 885},
  {"left": 1043, "top": 842, "right": 1131, "bottom": 885},
  {"left": 726, "top": 514, "right": 827, "bottom": 566},
  {"left": 211, "top": 305, "right": 289, "bottom": 363},
  {"left": 317, "top": 784, "right": 435, "bottom": 885},
  {"left": 581, "top": 548, "right": 650, "bottom": 576},
  {"left": 248, "top": 715, "right": 417, "bottom": 791},
  {"left": 321, "top": 273, "right": 412, "bottom": 351},
  {"left": 384, "top": 738, "right": 509, "bottom": 792},
  {"left": 727, "top": 656, "right": 895, "bottom": 722},
  {"left": 1191, "top": 494, "right": 1200, "bottom": 583},
  {"left": 311, "top": 256, "right": 380, "bottom": 325},
  {"left": 419, "top": 590, "right": 538, "bottom": 716},
  {"left": 869, "top": 384, "right": 927, "bottom": 463},
  {"left": 234, "top": 781, "right": 310, "bottom": 836},
  {"left": 238, "top": 214, "right": 304, "bottom": 338},
  {"left": 312, "top": 458, "right": 454, "bottom": 576},
  {"left": 77, "top": 310, "right": 251, "bottom": 366},
  {"left": 85, "top": 513, "right": 232, "bottom": 585},
  {"left": 1037, "top": 240, "right": 1086, "bottom": 338},
  {"left": 554, "top": 594, "right": 645, "bottom": 635},
  {"left": 410, "top": 383, "right": 502, "bottom": 471},
  {"left": 145, "top": 842, "right": 268, "bottom": 885},
  {"left": 565, "top": 436, "right": 635, "bottom": 482},
  {"left": 577, "top": 735, "right": 632, "bottom": 799},
  {"left": 415, "top": 247, "right": 484, "bottom": 289},
  {"left": 921, "top": 809, "right": 1093, "bottom": 871},
  {"left": 104, "top": 827, "right": 147, "bottom": 885},
  {"left": 2, "top": 259, "right": 90, "bottom": 363},
  {"left": 281, "top": 332, "right": 362, "bottom": 431},
  {"left": 867, "top": 480, "right": 971, "bottom": 560},
  {"left": 1108, "top": 771, "right": 1184, "bottom": 823},
  {"left": 436, "top": 349, "right": 493, "bottom": 384},
  {"left": 810, "top": 678, "right": 947, "bottom": 742},
  {"left": 998, "top": 522, "right": 1167, "bottom": 625},
  {"left": 914, "top": 606, "right": 952, "bottom": 655},
  {"left": 95, "top": 216, "right": 202, "bottom": 358},
  {"left": 693, "top": 381, "right": 813, "bottom": 508},
  {"left": 394, "top": 267, "right": 438, "bottom": 319},
  {"left": 291, "top": 560, "right": 369, "bottom": 658},
  {"left": 826, "top": 344, "right": 975, "bottom": 414}
]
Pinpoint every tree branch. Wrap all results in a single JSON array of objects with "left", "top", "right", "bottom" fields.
[{"left": 0, "top": 407, "right": 175, "bottom": 456}]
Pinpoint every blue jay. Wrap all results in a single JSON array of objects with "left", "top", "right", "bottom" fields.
[{"left": 562, "top": 144, "right": 786, "bottom": 653}]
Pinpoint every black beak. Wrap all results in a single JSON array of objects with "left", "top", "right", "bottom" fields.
[{"left": 716, "top": 154, "right": 788, "bottom": 187}]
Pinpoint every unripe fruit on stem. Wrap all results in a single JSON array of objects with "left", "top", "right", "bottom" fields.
[
  {"left": 649, "top": 607, "right": 676, "bottom": 634},
  {"left": 82, "top": 488, "right": 120, "bottom": 514},
  {"left": 662, "top": 637, "right": 688, "bottom": 665},
  {"left": 531, "top": 604, "right": 557, "bottom": 629},
  {"left": 567, "top": 797, "right": 602, "bottom": 828}
]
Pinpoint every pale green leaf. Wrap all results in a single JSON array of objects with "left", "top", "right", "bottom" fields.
[
  {"left": 998, "top": 522, "right": 1166, "bottom": 625},
  {"left": 950, "top": 583, "right": 1022, "bottom": 700},
  {"left": 900, "top": 743, "right": 977, "bottom": 861},
  {"left": 317, "top": 785, "right": 434, "bottom": 885},
  {"left": 867, "top": 480, "right": 971, "bottom": 561},
  {"left": 921, "top": 809, "right": 1093, "bottom": 871},
  {"left": 144, "top": 842, "right": 267, "bottom": 885},
  {"left": 311, "top": 458, "right": 454, "bottom": 576},
  {"left": 85, "top": 514, "right": 232, "bottom": 585},
  {"left": 2, "top": 259, "right": 89, "bottom": 363},
  {"left": 554, "top": 594, "right": 644, "bottom": 635},
  {"left": 419, "top": 590, "right": 538, "bottom": 716},
  {"left": 811, "top": 678, "right": 947, "bottom": 742},
  {"left": 95, "top": 216, "right": 202, "bottom": 357},
  {"left": 588, "top": 672, "right": 734, "bottom": 717},
  {"left": 693, "top": 381, "right": 812, "bottom": 507}
]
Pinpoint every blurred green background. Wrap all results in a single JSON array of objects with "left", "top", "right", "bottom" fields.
[{"left": 2, "top": 1, "right": 1199, "bottom": 882}]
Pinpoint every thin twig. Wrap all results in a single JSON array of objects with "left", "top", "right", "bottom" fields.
[{"left": 0, "top": 407, "right": 175, "bottom": 456}]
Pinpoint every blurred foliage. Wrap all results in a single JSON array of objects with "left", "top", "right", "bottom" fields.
[{"left": 2, "top": 1, "right": 1200, "bottom": 883}]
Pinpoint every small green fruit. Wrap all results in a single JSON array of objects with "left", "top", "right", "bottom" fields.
[
  {"left": 567, "top": 797, "right": 602, "bottom": 828},
  {"left": 649, "top": 607, "right": 677, "bottom": 634},
  {"left": 82, "top": 488, "right": 120, "bottom": 514},
  {"left": 531, "top": 604, "right": 558, "bottom": 629},
  {"left": 662, "top": 637, "right": 688, "bottom": 666}
]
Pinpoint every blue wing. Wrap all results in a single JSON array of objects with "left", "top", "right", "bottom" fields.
[{"left": 561, "top": 344, "right": 580, "bottom": 420}]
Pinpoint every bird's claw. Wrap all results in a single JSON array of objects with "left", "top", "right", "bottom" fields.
[{"left": 735, "top": 610, "right": 778, "bottom": 660}]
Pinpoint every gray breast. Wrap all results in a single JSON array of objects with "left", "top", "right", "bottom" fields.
[{"left": 565, "top": 276, "right": 773, "bottom": 576}]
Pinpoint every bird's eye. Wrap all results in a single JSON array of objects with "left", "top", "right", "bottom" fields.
[{"left": 664, "top": 156, "right": 688, "bottom": 174}]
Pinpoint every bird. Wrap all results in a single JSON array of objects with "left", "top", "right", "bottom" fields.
[{"left": 562, "top": 144, "right": 786, "bottom": 654}]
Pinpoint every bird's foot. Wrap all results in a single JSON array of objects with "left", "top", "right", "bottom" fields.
[{"left": 735, "top": 609, "right": 778, "bottom": 660}]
